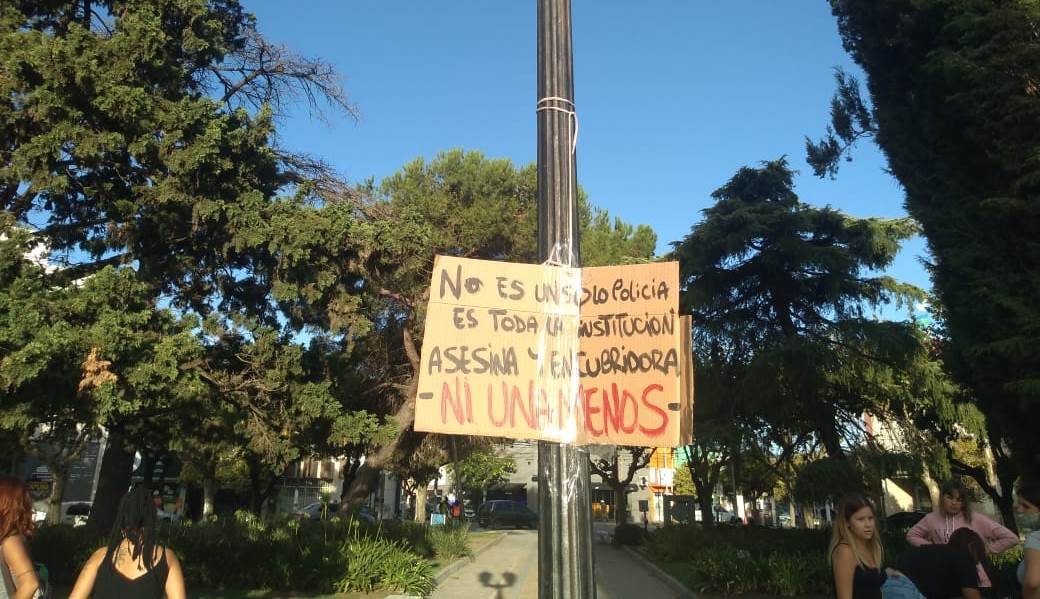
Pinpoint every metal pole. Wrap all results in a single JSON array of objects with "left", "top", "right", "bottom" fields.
[{"left": 536, "top": 0, "right": 596, "bottom": 597}]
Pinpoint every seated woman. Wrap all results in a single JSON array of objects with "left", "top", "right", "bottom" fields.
[
  {"left": 1017, "top": 479, "right": 1040, "bottom": 599},
  {"left": 906, "top": 479, "right": 1017, "bottom": 591},
  {"left": 69, "top": 487, "right": 186, "bottom": 599},
  {"left": 829, "top": 494, "right": 886, "bottom": 599},
  {"left": 883, "top": 528, "right": 997, "bottom": 599}
]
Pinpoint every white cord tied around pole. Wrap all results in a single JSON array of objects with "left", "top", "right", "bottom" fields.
[
  {"left": 535, "top": 96, "right": 578, "bottom": 155},
  {"left": 536, "top": 96, "right": 579, "bottom": 270}
]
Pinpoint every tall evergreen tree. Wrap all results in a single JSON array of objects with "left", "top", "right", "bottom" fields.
[
  {"left": 671, "top": 158, "right": 922, "bottom": 458},
  {"left": 809, "top": 0, "right": 1040, "bottom": 477}
]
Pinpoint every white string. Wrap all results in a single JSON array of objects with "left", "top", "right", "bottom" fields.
[{"left": 536, "top": 96, "right": 579, "bottom": 268}]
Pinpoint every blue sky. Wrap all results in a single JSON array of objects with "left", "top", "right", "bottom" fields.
[{"left": 249, "top": 1, "right": 930, "bottom": 319}]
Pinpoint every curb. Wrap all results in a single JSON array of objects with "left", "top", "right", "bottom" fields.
[
  {"left": 433, "top": 531, "right": 509, "bottom": 584},
  {"left": 620, "top": 545, "right": 698, "bottom": 599}
]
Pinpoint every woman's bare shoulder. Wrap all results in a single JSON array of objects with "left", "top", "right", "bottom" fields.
[{"left": 831, "top": 543, "right": 855, "bottom": 561}]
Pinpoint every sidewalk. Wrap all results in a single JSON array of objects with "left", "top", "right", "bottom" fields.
[{"left": 429, "top": 529, "right": 686, "bottom": 598}]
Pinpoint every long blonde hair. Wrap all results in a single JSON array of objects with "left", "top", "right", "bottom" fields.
[{"left": 827, "top": 494, "right": 883, "bottom": 569}]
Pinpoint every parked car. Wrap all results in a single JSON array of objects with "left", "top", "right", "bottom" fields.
[
  {"left": 885, "top": 511, "right": 927, "bottom": 531},
  {"left": 61, "top": 502, "right": 92, "bottom": 526},
  {"left": 462, "top": 500, "right": 476, "bottom": 519},
  {"left": 293, "top": 501, "right": 377, "bottom": 523},
  {"left": 477, "top": 500, "right": 538, "bottom": 529},
  {"left": 294, "top": 501, "right": 341, "bottom": 521}
]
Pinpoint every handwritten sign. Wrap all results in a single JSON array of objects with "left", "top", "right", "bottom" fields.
[{"left": 414, "top": 256, "right": 693, "bottom": 447}]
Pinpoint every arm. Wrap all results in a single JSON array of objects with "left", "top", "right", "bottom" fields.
[
  {"left": 68, "top": 548, "right": 107, "bottom": 599},
  {"left": 1, "top": 536, "right": 39, "bottom": 599},
  {"left": 1024, "top": 547, "right": 1040, "bottom": 599},
  {"left": 831, "top": 544, "right": 856, "bottom": 599},
  {"left": 955, "top": 552, "right": 981, "bottom": 599},
  {"left": 164, "top": 548, "right": 186, "bottom": 599},
  {"left": 906, "top": 514, "right": 933, "bottom": 547},
  {"left": 977, "top": 515, "right": 1018, "bottom": 553}
]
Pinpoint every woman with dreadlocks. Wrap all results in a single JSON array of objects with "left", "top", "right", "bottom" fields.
[{"left": 69, "top": 487, "right": 185, "bottom": 599}]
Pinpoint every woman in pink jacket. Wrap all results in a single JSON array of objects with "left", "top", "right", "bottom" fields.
[{"left": 906, "top": 480, "right": 1019, "bottom": 589}]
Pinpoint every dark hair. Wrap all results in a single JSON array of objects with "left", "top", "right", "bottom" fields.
[
  {"left": 948, "top": 528, "right": 1003, "bottom": 595},
  {"left": 940, "top": 479, "right": 973, "bottom": 522},
  {"left": 104, "top": 486, "right": 159, "bottom": 574},
  {"left": 0, "top": 478, "right": 35, "bottom": 541},
  {"left": 1018, "top": 479, "right": 1040, "bottom": 507}
]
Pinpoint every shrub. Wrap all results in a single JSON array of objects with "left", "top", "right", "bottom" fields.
[
  {"left": 31, "top": 525, "right": 104, "bottom": 586},
  {"left": 428, "top": 523, "right": 471, "bottom": 560},
  {"left": 612, "top": 524, "right": 647, "bottom": 546},
  {"left": 644, "top": 524, "right": 864, "bottom": 596},
  {"left": 35, "top": 511, "right": 460, "bottom": 594},
  {"left": 336, "top": 535, "right": 434, "bottom": 595}
]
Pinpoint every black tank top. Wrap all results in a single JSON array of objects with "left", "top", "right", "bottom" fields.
[
  {"left": 852, "top": 563, "right": 886, "bottom": 599},
  {"left": 92, "top": 547, "right": 169, "bottom": 599}
]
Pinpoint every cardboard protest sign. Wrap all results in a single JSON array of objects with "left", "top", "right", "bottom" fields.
[{"left": 413, "top": 255, "right": 692, "bottom": 446}]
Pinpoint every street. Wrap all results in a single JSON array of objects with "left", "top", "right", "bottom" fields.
[{"left": 430, "top": 529, "right": 684, "bottom": 599}]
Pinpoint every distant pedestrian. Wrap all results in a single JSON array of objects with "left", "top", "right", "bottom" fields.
[
  {"left": 0, "top": 478, "right": 40, "bottom": 599},
  {"left": 906, "top": 480, "right": 1017, "bottom": 589},
  {"left": 829, "top": 494, "right": 885, "bottom": 599},
  {"left": 882, "top": 527, "right": 992, "bottom": 599},
  {"left": 1016, "top": 479, "right": 1040, "bottom": 599},
  {"left": 68, "top": 487, "right": 185, "bottom": 599}
]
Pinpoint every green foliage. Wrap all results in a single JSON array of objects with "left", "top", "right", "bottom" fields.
[
  {"left": 612, "top": 524, "right": 647, "bottom": 546},
  {"left": 671, "top": 463, "right": 696, "bottom": 496},
  {"left": 32, "top": 513, "right": 454, "bottom": 594},
  {"left": 449, "top": 447, "right": 516, "bottom": 495},
  {"left": 427, "top": 522, "right": 471, "bottom": 561},
  {"left": 580, "top": 207, "right": 657, "bottom": 266},
  {"left": 671, "top": 158, "right": 927, "bottom": 527},
  {"left": 337, "top": 534, "right": 434, "bottom": 595},
  {"left": 815, "top": 0, "right": 1040, "bottom": 476},
  {"left": 31, "top": 525, "right": 106, "bottom": 587},
  {"left": 792, "top": 457, "right": 868, "bottom": 504},
  {"left": 646, "top": 526, "right": 834, "bottom": 596}
]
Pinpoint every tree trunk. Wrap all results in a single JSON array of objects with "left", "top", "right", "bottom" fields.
[
  {"left": 414, "top": 484, "right": 428, "bottom": 523},
  {"left": 45, "top": 469, "right": 66, "bottom": 526},
  {"left": 246, "top": 458, "right": 276, "bottom": 515},
  {"left": 142, "top": 450, "right": 156, "bottom": 486},
  {"left": 202, "top": 478, "right": 216, "bottom": 518},
  {"left": 693, "top": 477, "right": 714, "bottom": 528},
  {"left": 341, "top": 327, "right": 421, "bottom": 510},
  {"left": 87, "top": 430, "right": 134, "bottom": 536},
  {"left": 614, "top": 485, "right": 628, "bottom": 525},
  {"left": 994, "top": 490, "right": 1017, "bottom": 533}
]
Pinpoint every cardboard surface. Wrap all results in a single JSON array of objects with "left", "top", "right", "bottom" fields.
[{"left": 414, "top": 256, "right": 692, "bottom": 446}]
